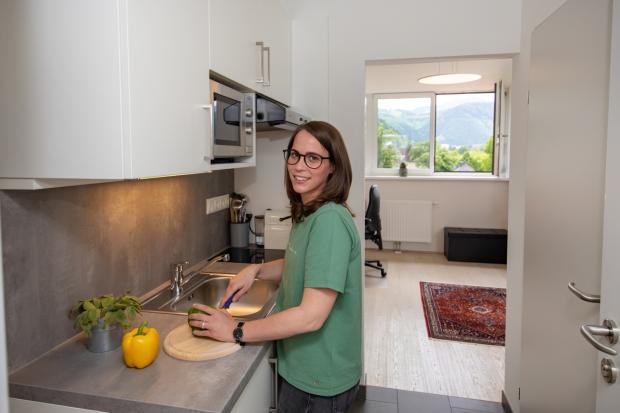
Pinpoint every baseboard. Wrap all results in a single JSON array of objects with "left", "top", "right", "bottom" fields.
[{"left": 502, "top": 390, "right": 514, "bottom": 413}]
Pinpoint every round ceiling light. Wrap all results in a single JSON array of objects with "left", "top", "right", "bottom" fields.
[{"left": 418, "top": 73, "right": 481, "bottom": 85}]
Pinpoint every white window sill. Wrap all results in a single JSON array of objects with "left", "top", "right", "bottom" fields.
[{"left": 365, "top": 174, "right": 509, "bottom": 182}]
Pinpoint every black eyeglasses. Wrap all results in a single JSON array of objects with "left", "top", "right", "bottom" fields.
[{"left": 283, "top": 149, "right": 331, "bottom": 169}]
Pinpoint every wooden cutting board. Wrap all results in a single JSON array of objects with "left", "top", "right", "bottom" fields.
[{"left": 163, "top": 323, "right": 241, "bottom": 361}]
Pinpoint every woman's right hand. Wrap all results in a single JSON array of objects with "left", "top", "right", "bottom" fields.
[{"left": 218, "top": 263, "right": 261, "bottom": 308}]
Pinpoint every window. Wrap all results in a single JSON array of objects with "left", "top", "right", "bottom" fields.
[
  {"left": 370, "top": 91, "right": 498, "bottom": 175},
  {"left": 376, "top": 95, "right": 433, "bottom": 171},
  {"left": 435, "top": 93, "right": 495, "bottom": 172}
]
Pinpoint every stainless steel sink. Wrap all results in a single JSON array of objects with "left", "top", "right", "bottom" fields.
[{"left": 142, "top": 273, "right": 278, "bottom": 320}]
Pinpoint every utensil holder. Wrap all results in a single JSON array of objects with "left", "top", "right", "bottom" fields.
[{"left": 230, "top": 222, "right": 250, "bottom": 248}]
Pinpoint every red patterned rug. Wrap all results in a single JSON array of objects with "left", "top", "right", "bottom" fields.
[{"left": 420, "top": 282, "right": 506, "bottom": 346}]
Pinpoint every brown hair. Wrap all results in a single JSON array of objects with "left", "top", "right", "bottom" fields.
[{"left": 284, "top": 121, "right": 353, "bottom": 223}]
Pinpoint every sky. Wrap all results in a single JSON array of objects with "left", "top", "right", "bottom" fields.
[{"left": 378, "top": 92, "right": 494, "bottom": 112}]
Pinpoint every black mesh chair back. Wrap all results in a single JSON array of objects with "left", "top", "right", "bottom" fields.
[
  {"left": 365, "top": 185, "right": 386, "bottom": 276},
  {"left": 365, "top": 184, "right": 383, "bottom": 249}
]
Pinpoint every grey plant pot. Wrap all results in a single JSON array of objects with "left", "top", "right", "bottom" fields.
[{"left": 87, "top": 320, "right": 123, "bottom": 353}]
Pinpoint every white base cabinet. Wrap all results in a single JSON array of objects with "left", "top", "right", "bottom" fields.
[
  {"left": 10, "top": 346, "right": 276, "bottom": 413},
  {"left": 0, "top": 0, "right": 212, "bottom": 189},
  {"left": 231, "top": 345, "right": 277, "bottom": 413},
  {"left": 10, "top": 398, "right": 106, "bottom": 413}
]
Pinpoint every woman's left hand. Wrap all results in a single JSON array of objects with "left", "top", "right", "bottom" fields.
[{"left": 188, "top": 303, "right": 236, "bottom": 342}]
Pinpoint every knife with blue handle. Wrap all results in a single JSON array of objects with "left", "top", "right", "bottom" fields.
[{"left": 222, "top": 289, "right": 241, "bottom": 309}]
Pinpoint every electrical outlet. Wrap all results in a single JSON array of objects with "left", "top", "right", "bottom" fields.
[{"left": 205, "top": 194, "right": 230, "bottom": 215}]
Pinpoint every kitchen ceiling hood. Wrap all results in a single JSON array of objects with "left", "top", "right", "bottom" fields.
[{"left": 255, "top": 94, "right": 310, "bottom": 132}]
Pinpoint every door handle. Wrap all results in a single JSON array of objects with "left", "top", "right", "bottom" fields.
[
  {"left": 568, "top": 282, "right": 600, "bottom": 303},
  {"left": 580, "top": 319, "right": 619, "bottom": 355}
]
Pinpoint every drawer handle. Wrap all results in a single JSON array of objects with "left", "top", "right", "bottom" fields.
[{"left": 268, "top": 357, "right": 278, "bottom": 411}]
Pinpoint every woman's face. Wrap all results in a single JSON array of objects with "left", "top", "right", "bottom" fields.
[{"left": 287, "top": 130, "right": 334, "bottom": 205}]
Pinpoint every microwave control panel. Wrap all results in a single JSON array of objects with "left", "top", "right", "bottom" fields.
[{"left": 243, "top": 93, "right": 255, "bottom": 155}]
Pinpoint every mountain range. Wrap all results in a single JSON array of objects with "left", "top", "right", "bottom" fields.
[{"left": 379, "top": 102, "right": 494, "bottom": 147}]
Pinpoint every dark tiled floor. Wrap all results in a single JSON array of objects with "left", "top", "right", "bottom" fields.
[{"left": 350, "top": 386, "right": 504, "bottom": 413}]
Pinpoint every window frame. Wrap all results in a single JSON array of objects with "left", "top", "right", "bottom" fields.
[
  {"left": 368, "top": 90, "right": 500, "bottom": 177},
  {"left": 368, "top": 92, "right": 436, "bottom": 176},
  {"left": 434, "top": 91, "right": 496, "bottom": 174}
]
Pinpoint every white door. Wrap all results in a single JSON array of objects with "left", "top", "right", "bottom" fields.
[
  {"left": 523, "top": 0, "right": 619, "bottom": 412},
  {"left": 595, "top": 2, "right": 620, "bottom": 411}
]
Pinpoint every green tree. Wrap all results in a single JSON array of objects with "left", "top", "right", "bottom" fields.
[
  {"left": 462, "top": 150, "right": 490, "bottom": 171},
  {"left": 435, "top": 146, "right": 462, "bottom": 171},
  {"left": 377, "top": 120, "right": 402, "bottom": 168},
  {"left": 407, "top": 141, "right": 430, "bottom": 168},
  {"left": 484, "top": 134, "right": 494, "bottom": 155},
  {"left": 379, "top": 145, "right": 400, "bottom": 168},
  {"left": 462, "top": 135, "right": 493, "bottom": 172}
]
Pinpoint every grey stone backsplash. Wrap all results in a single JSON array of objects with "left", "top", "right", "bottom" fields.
[{"left": 1, "top": 171, "right": 233, "bottom": 372}]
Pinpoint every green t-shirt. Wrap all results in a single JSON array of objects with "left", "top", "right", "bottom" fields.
[{"left": 275, "top": 202, "right": 362, "bottom": 397}]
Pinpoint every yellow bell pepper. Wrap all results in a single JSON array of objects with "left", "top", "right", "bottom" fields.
[{"left": 122, "top": 321, "right": 159, "bottom": 368}]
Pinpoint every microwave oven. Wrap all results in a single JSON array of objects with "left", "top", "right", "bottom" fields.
[{"left": 210, "top": 79, "right": 255, "bottom": 159}]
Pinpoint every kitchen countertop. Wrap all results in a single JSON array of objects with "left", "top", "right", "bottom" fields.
[{"left": 9, "top": 311, "right": 272, "bottom": 413}]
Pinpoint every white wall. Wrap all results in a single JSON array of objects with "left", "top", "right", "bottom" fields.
[
  {"left": 234, "top": 15, "right": 331, "bottom": 218},
  {"left": 290, "top": 16, "right": 330, "bottom": 121},
  {"left": 504, "top": 1, "right": 568, "bottom": 412},
  {"left": 238, "top": 0, "right": 521, "bottom": 235},
  {"left": 365, "top": 179, "right": 508, "bottom": 252},
  {"left": 235, "top": 131, "right": 291, "bottom": 219},
  {"left": 366, "top": 58, "right": 513, "bottom": 94},
  {"left": 364, "top": 57, "right": 512, "bottom": 254},
  {"left": 238, "top": 4, "right": 520, "bottom": 401}
]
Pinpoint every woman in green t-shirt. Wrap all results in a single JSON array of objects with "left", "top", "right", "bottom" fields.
[{"left": 189, "top": 121, "right": 362, "bottom": 413}]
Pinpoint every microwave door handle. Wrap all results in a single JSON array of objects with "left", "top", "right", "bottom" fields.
[
  {"left": 201, "top": 104, "right": 214, "bottom": 161},
  {"left": 256, "top": 42, "right": 265, "bottom": 84}
]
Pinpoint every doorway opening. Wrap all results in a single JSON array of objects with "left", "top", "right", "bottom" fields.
[{"left": 363, "top": 56, "right": 512, "bottom": 402}]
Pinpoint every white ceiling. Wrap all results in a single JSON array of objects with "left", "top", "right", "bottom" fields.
[{"left": 365, "top": 57, "right": 513, "bottom": 94}]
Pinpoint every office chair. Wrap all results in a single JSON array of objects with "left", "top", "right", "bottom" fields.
[{"left": 365, "top": 185, "right": 387, "bottom": 277}]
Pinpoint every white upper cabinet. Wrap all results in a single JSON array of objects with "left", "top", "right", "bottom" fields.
[
  {"left": 0, "top": 0, "right": 212, "bottom": 189},
  {"left": 126, "top": 0, "right": 212, "bottom": 178},
  {"left": 210, "top": 0, "right": 292, "bottom": 105}
]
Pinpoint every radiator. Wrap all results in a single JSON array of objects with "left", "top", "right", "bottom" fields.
[{"left": 381, "top": 200, "right": 433, "bottom": 243}]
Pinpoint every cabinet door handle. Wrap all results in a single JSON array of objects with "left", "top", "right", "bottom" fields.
[
  {"left": 263, "top": 46, "right": 271, "bottom": 87},
  {"left": 268, "top": 357, "right": 278, "bottom": 412},
  {"left": 256, "top": 41, "right": 265, "bottom": 84},
  {"left": 201, "top": 104, "right": 213, "bottom": 161}
]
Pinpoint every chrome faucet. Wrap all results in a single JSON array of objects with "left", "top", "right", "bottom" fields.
[
  {"left": 169, "top": 254, "right": 230, "bottom": 297},
  {"left": 170, "top": 260, "right": 190, "bottom": 296},
  {"left": 203, "top": 253, "right": 231, "bottom": 271}
]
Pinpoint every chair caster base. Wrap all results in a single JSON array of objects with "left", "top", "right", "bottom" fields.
[{"left": 365, "top": 260, "right": 387, "bottom": 277}]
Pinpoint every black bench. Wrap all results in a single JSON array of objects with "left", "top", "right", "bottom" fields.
[{"left": 444, "top": 227, "right": 507, "bottom": 264}]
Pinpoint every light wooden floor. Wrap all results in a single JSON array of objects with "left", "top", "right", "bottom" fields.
[{"left": 363, "top": 249, "right": 506, "bottom": 402}]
